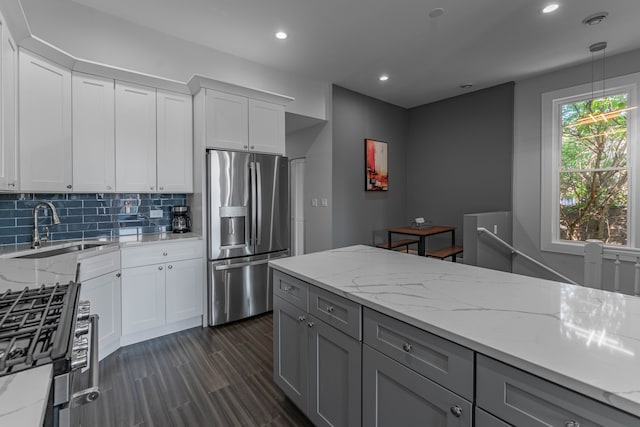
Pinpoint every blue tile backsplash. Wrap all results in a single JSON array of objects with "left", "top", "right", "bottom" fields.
[{"left": 0, "top": 193, "right": 187, "bottom": 246}]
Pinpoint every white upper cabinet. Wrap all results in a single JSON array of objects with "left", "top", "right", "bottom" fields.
[
  {"left": 72, "top": 72, "right": 115, "bottom": 192},
  {"left": 19, "top": 49, "right": 72, "bottom": 192},
  {"left": 205, "top": 90, "right": 248, "bottom": 151},
  {"left": 0, "top": 19, "right": 17, "bottom": 191},
  {"left": 115, "top": 81, "right": 157, "bottom": 192},
  {"left": 157, "top": 89, "right": 193, "bottom": 193},
  {"left": 205, "top": 89, "right": 285, "bottom": 155},
  {"left": 248, "top": 99, "right": 285, "bottom": 155}
]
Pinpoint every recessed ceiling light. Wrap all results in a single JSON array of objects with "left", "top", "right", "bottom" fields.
[
  {"left": 460, "top": 83, "right": 473, "bottom": 89},
  {"left": 428, "top": 7, "right": 445, "bottom": 18},
  {"left": 541, "top": 4, "right": 559, "bottom": 14},
  {"left": 379, "top": 75, "right": 389, "bottom": 82},
  {"left": 275, "top": 31, "right": 288, "bottom": 40},
  {"left": 582, "top": 12, "right": 608, "bottom": 26}
]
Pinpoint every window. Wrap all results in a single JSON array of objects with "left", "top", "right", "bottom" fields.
[{"left": 542, "top": 73, "right": 639, "bottom": 254}]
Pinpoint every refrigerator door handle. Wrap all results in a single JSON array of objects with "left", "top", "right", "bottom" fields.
[
  {"left": 213, "top": 254, "right": 288, "bottom": 271},
  {"left": 250, "top": 161, "right": 257, "bottom": 246},
  {"left": 256, "top": 161, "right": 263, "bottom": 246}
]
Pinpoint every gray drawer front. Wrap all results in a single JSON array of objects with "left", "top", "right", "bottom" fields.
[
  {"left": 309, "top": 286, "right": 361, "bottom": 340},
  {"left": 363, "top": 307, "right": 474, "bottom": 400},
  {"left": 363, "top": 345, "right": 472, "bottom": 427},
  {"left": 273, "top": 270, "right": 308, "bottom": 311},
  {"left": 477, "top": 355, "right": 640, "bottom": 427},
  {"left": 476, "top": 407, "right": 511, "bottom": 427}
]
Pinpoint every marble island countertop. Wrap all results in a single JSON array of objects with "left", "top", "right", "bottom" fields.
[{"left": 269, "top": 245, "right": 640, "bottom": 418}]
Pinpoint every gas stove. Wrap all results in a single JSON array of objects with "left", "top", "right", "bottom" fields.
[{"left": 0, "top": 282, "right": 99, "bottom": 426}]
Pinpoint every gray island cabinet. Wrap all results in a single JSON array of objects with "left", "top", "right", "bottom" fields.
[{"left": 270, "top": 245, "right": 640, "bottom": 426}]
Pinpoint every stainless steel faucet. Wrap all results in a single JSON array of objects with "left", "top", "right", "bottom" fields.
[{"left": 32, "top": 201, "right": 61, "bottom": 249}]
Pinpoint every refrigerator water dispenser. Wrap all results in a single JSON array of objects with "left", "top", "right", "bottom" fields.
[{"left": 219, "top": 206, "right": 247, "bottom": 247}]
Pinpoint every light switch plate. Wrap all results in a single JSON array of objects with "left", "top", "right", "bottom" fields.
[{"left": 150, "top": 209, "right": 163, "bottom": 218}]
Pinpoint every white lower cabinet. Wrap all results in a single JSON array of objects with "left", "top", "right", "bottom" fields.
[
  {"left": 78, "top": 250, "right": 121, "bottom": 361},
  {"left": 120, "top": 240, "right": 204, "bottom": 345}
]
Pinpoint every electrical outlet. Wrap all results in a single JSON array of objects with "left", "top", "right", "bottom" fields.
[
  {"left": 150, "top": 209, "right": 163, "bottom": 218},
  {"left": 493, "top": 224, "right": 498, "bottom": 234}
]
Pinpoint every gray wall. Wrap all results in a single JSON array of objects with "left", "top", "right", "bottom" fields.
[
  {"left": 331, "top": 85, "right": 409, "bottom": 247},
  {"left": 513, "top": 47, "right": 640, "bottom": 291},
  {"left": 406, "top": 83, "right": 514, "bottom": 249}
]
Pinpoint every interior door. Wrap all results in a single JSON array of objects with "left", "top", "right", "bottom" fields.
[{"left": 253, "top": 153, "right": 289, "bottom": 255}]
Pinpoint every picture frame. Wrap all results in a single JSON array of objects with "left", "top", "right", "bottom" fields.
[{"left": 365, "top": 138, "right": 388, "bottom": 191}]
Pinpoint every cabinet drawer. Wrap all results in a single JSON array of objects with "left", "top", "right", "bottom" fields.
[
  {"left": 309, "top": 286, "right": 361, "bottom": 340},
  {"left": 477, "top": 355, "right": 640, "bottom": 427},
  {"left": 476, "top": 407, "right": 511, "bottom": 427},
  {"left": 121, "top": 240, "right": 203, "bottom": 268},
  {"left": 363, "top": 307, "right": 474, "bottom": 400},
  {"left": 273, "top": 270, "right": 308, "bottom": 311},
  {"left": 363, "top": 345, "right": 472, "bottom": 427},
  {"left": 78, "top": 250, "right": 120, "bottom": 281}
]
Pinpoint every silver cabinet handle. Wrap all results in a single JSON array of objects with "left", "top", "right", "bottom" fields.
[
  {"left": 250, "top": 145, "right": 255, "bottom": 149},
  {"left": 565, "top": 421, "right": 581, "bottom": 427},
  {"left": 450, "top": 405, "right": 462, "bottom": 418},
  {"left": 243, "top": 145, "right": 248, "bottom": 149},
  {"left": 158, "top": 266, "right": 163, "bottom": 271},
  {"left": 284, "top": 285, "right": 293, "bottom": 292},
  {"left": 402, "top": 343, "right": 412, "bottom": 352},
  {"left": 163, "top": 252, "right": 168, "bottom": 256},
  {"left": 8, "top": 182, "right": 15, "bottom": 187},
  {"left": 326, "top": 306, "right": 334, "bottom": 313},
  {"left": 115, "top": 273, "right": 121, "bottom": 278},
  {"left": 168, "top": 265, "right": 173, "bottom": 270},
  {"left": 307, "top": 322, "right": 314, "bottom": 328},
  {"left": 298, "top": 315, "right": 306, "bottom": 322},
  {"left": 67, "top": 184, "right": 72, "bottom": 189},
  {"left": 150, "top": 186, "right": 154, "bottom": 190},
  {"left": 159, "top": 186, "right": 164, "bottom": 190}
]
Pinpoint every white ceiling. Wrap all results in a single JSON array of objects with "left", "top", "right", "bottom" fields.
[{"left": 69, "top": 0, "right": 640, "bottom": 108}]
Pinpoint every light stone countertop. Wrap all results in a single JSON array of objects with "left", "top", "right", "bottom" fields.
[
  {"left": 0, "top": 232, "right": 202, "bottom": 426},
  {"left": 269, "top": 245, "right": 640, "bottom": 418}
]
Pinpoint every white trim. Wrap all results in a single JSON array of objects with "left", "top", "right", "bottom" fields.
[{"left": 541, "top": 72, "right": 640, "bottom": 254}]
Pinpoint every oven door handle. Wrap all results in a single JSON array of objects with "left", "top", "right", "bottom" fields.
[{"left": 71, "top": 314, "right": 101, "bottom": 407}]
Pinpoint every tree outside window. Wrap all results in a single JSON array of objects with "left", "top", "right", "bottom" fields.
[{"left": 559, "top": 93, "right": 630, "bottom": 245}]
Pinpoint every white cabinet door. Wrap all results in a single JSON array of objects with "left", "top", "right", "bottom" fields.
[
  {"left": 157, "top": 90, "right": 193, "bottom": 193},
  {"left": 0, "top": 22, "right": 17, "bottom": 191},
  {"left": 80, "top": 271, "right": 121, "bottom": 361},
  {"left": 72, "top": 72, "right": 115, "bottom": 192},
  {"left": 205, "top": 89, "right": 248, "bottom": 151},
  {"left": 165, "top": 257, "right": 203, "bottom": 323},
  {"left": 115, "top": 81, "right": 156, "bottom": 192},
  {"left": 19, "top": 49, "right": 72, "bottom": 192},
  {"left": 121, "top": 263, "right": 166, "bottom": 335},
  {"left": 249, "top": 99, "right": 285, "bottom": 155}
]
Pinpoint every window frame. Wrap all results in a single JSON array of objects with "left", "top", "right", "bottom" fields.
[{"left": 541, "top": 72, "right": 639, "bottom": 255}]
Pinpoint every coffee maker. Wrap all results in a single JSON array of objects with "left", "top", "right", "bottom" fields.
[{"left": 171, "top": 206, "right": 191, "bottom": 233}]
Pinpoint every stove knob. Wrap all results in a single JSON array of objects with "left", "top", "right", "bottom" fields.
[
  {"left": 75, "top": 319, "right": 90, "bottom": 336},
  {"left": 73, "top": 336, "right": 89, "bottom": 352},
  {"left": 71, "top": 349, "right": 88, "bottom": 370},
  {"left": 77, "top": 301, "right": 91, "bottom": 321}
]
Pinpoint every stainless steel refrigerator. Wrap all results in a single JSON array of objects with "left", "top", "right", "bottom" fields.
[{"left": 207, "top": 149, "right": 289, "bottom": 326}]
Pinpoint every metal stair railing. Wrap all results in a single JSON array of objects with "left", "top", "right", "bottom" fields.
[{"left": 477, "top": 227, "right": 579, "bottom": 286}]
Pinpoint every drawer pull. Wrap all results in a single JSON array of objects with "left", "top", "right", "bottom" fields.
[
  {"left": 284, "top": 285, "right": 294, "bottom": 292},
  {"left": 402, "top": 343, "right": 412, "bottom": 353},
  {"left": 163, "top": 252, "right": 168, "bottom": 256},
  {"left": 307, "top": 322, "right": 315, "bottom": 328},
  {"left": 158, "top": 266, "right": 163, "bottom": 271},
  {"left": 115, "top": 273, "right": 121, "bottom": 278},
  {"left": 168, "top": 265, "right": 173, "bottom": 270},
  {"left": 326, "top": 306, "right": 334, "bottom": 313},
  {"left": 565, "top": 421, "right": 581, "bottom": 427},
  {"left": 450, "top": 405, "right": 462, "bottom": 418},
  {"left": 298, "top": 315, "right": 306, "bottom": 322}
]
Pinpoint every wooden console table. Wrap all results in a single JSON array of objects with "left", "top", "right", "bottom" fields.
[{"left": 387, "top": 225, "right": 462, "bottom": 261}]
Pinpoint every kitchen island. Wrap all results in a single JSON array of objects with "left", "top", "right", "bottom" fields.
[{"left": 269, "top": 245, "right": 640, "bottom": 426}]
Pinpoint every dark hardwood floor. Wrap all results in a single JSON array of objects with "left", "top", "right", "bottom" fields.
[{"left": 73, "top": 314, "right": 313, "bottom": 427}]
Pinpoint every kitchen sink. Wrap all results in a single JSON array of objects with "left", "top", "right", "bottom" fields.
[{"left": 14, "top": 242, "right": 112, "bottom": 259}]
